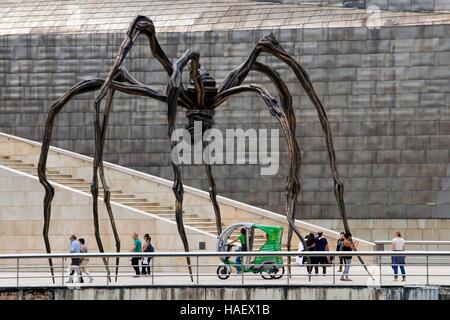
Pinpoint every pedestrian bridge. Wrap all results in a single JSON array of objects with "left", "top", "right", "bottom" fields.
[{"left": 0, "top": 251, "right": 449, "bottom": 300}]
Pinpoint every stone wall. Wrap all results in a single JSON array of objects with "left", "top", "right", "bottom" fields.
[
  {"left": 0, "top": 25, "right": 449, "bottom": 220},
  {"left": 275, "top": 0, "right": 450, "bottom": 11},
  {"left": 306, "top": 218, "right": 450, "bottom": 243},
  {"left": 0, "top": 285, "right": 442, "bottom": 300}
]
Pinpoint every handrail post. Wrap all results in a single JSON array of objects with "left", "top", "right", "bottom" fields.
[
  {"left": 62, "top": 257, "right": 64, "bottom": 286},
  {"left": 107, "top": 257, "right": 110, "bottom": 286},
  {"left": 151, "top": 256, "right": 154, "bottom": 285},
  {"left": 286, "top": 254, "right": 290, "bottom": 285},
  {"left": 332, "top": 254, "right": 335, "bottom": 285},
  {"left": 16, "top": 258, "right": 19, "bottom": 287},
  {"left": 196, "top": 255, "right": 199, "bottom": 285},
  {"left": 241, "top": 257, "right": 244, "bottom": 285},
  {"left": 426, "top": 255, "right": 429, "bottom": 286},
  {"left": 379, "top": 254, "right": 382, "bottom": 286}
]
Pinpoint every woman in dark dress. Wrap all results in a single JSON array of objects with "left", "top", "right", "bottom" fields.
[{"left": 304, "top": 233, "right": 316, "bottom": 275}]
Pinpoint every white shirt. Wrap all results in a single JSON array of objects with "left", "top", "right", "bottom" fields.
[{"left": 392, "top": 237, "right": 405, "bottom": 251}]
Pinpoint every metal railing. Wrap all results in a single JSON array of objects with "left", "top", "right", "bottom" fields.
[
  {"left": 0, "top": 251, "right": 449, "bottom": 287},
  {"left": 375, "top": 240, "right": 450, "bottom": 250}
]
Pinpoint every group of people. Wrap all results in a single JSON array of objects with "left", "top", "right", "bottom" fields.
[
  {"left": 296, "top": 231, "right": 356, "bottom": 281},
  {"left": 67, "top": 232, "right": 156, "bottom": 283},
  {"left": 130, "top": 232, "right": 155, "bottom": 277},
  {"left": 297, "top": 230, "right": 406, "bottom": 282},
  {"left": 67, "top": 234, "right": 94, "bottom": 283},
  {"left": 66, "top": 230, "right": 406, "bottom": 282}
]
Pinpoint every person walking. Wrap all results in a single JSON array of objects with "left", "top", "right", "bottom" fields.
[
  {"left": 314, "top": 231, "right": 330, "bottom": 276},
  {"left": 67, "top": 234, "right": 82, "bottom": 283},
  {"left": 79, "top": 238, "right": 94, "bottom": 283},
  {"left": 141, "top": 234, "right": 155, "bottom": 276},
  {"left": 295, "top": 240, "right": 304, "bottom": 266},
  {"left": 229, "top": 228, "right": 248, "bottom": 274},
  {"left": 304, "top": 233, "right": 316, "bottom": 275},
  {"left": 391, "top": 231, "right": 406, "bottom": 282},
  {"left": 336, "top": 232, "right": 345, "bottom": 272},
  {"left": 340, "top": 232, "right": 358, "bottom": 282},
  {"left": 130, "top": 232, "right": 142, "bottom": 277}
]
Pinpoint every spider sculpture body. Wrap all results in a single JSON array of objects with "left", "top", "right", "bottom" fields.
[{"left": 38, "top": 16, "right": 367, "bottom": 282}]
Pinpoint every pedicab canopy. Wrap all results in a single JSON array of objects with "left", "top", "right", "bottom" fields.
[{"left": 216, "top": 223, "right": 284, "bottom": 263}]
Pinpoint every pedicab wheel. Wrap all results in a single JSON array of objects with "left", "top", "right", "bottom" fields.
[
  {"left": 272, "top": 266, "right": 285, "bottom": 279},
  {"left": 217, "top": 265, "right": 231, "bottom": 280},
  {"left": 260, "top": 261, "right": 277, "bottom": 280}
]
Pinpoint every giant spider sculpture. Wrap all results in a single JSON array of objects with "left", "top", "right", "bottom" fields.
[{"left": 38, "top": 16, "right": 368, "bottom": 282}]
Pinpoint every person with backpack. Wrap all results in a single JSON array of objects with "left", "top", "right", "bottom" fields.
[
  {"left": 142, "top": 234, "right": 155, "bottom": 276},
  {"left": 340, "top": 232, "right": 358, "bottom": 282},
  {"left": 313, "top": 231, "right": 330, "bottom": 276}
]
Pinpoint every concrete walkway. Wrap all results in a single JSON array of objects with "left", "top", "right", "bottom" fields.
[{"left": 1, "top": 265, "right": 449, "bottom": 288}]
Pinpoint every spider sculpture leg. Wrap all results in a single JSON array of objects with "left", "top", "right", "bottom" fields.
[
  {"left": 212, "top": 83, "right": 306, "bottom": 272},
  {"left": 94, "top": 68, "right": 148, "bottom": 281},
  {"left": 38, "top": 73, "right": 168, "bottom": 282},
  {"left": 94, "top": 71, "right": 173, "bottom": 281},
  {"left": 166, "top": 49, "right": 205, "bottom": 281},
  {"left": 38, "top": 79, "right": 103, "bottom": 283},
  {"left": 203, "top": 150, "right": 222, "bottom": 235},
  {"left": 219, "top": 60, "right": 306, "bottom": 274},
  {"left": 220, "top": 33, "right": 373, "bottom": 278},
  {"left": 88, "top": 16, "right": 168, "bottom": 281},
  {"left": 91, "top": 88, "right": 116, "bottom": 282},
  {"left": 93, "top": 16, "right": 191, "bottom": 110},
  {"left": 93, "top": 16, "right": 202, "bottom": 280}
]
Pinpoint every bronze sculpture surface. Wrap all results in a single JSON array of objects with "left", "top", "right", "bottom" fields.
[{"left": 38, "top": 16, "right": 365, "bottom": 282}]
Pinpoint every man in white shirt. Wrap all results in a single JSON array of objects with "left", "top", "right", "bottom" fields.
[
  {"left": 391, "top": 231, "right": 406, "bottom": 282},
  {"left": 67, "top": 234, "right": 82, "bottom": 283}
]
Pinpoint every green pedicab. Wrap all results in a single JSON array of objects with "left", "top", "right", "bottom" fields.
[{"left": 216, "top": 223, "right": 285, "bottom": 280}]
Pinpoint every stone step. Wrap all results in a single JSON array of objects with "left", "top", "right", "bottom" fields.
[
  {"left": 76, "top": 189, "right": 123, "bottom": 195},
  {"left": 49, "top": 178, "right": 85, "bottom": 183},
  {"left": 117, "top": 199, "right": 158, "bottom": 204},
  {"left": 110, "top": 195, "right": 139, "bottom": 199},
  {"left": 0, "top": 159, "right": 22, "bottom": 164},
  {"left": 178, "top": 217, "right": 219, "bottom": 222},
  {"left": 142, "top": 209, "right": 175, "bottom": 213},
  {"left": 5, "top": 163, "right": 35, "bottom": 168},
  {"left": 122, "top": 203, "right": 162, "bottom": 207},
  {"left": 186, "top": 221, "right": 219, "bottom": 226},
  {"left": 132, "top": 205, "right": 173, "bottom": 210},
  {"left": 76, "top": 187, "right": 120, "bottom": 192},
  {"left": 157, "top": 213, "right": 196, "bottom": 218},
  {"left": 46, "top": 174, "right": 73, "bottom": 178},
  {"left": 195, "top": 229, "right": 218, "bottom": 233},
  {"left": 20, "top": 168, "right": 60, "bottom": 174},
  {"left": 60, "top": 182, "right": 92, "bottom": 187},
  {"left": 185, "top": 225, "right": 220, "bottom": 230}
]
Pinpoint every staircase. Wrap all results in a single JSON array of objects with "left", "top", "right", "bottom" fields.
[
  {"left": 0, "top": 131, "right": 374, "bottom": 254},
  {"left": 0, "top": 155, "right": 223, "bottom": 235},
  {"left": 0, "top": 154, "right": 290, "bottom": 249}
]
